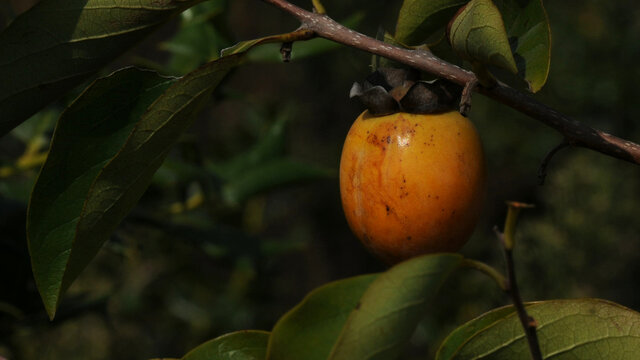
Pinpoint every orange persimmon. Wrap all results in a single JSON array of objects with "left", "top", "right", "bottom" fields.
[{"left": 339, "top": 110, "right": 486, "bottom": 264}]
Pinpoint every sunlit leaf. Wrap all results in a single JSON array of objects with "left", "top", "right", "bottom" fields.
[
  {"left": 0, "top": 0, "right": 201, "bottom": 136},
  {"left": 267, "top": 275, "right": 378, "bottom": 360},
  {"left": 329, "top": 254, "right": 463, "bottom": 359},
  {"left": 437, "top": 299, "right": 640, "bottom": 359},
  {"left": 182, "top": 330, "right": 270, "bottom": 360},
  {"left": 395, "top": 0, "right": 468, "bottom": 46},
  {"left": 448, "top": 0, "right": 517, "bottom": 74},
  {"left": 28, "top": 54, "right": 242, "bottom": 319}
]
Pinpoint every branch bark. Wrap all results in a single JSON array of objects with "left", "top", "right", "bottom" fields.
[{"left": 261, "top": 0, "right": 640, "bottom": 166}]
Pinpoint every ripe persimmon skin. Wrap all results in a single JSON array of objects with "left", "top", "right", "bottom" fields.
[{"left": 339, "top": 110, "right": 486, "bottom": 264}]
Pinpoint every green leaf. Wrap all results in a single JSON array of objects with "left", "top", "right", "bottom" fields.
[
  {"left": 221, "top": 158, "right": 334, "bottom": 206},
  {"left": 267, "top": 275, "right": 379, "bottom": 360},
  {"left": 437, "top": 299, "right": 640, "bottom": 359},
  {"left": 495, "top": 0, "right": 551, "bottom": 92},
  {"left": 436, "top": 306, "right": 516, "bottom": 359},
  {"left": 27, "top": 67, "right": 174, "bottom": 319},
  {"left": 329, "top": 254, "right": 463, "bottom": 359},
  {"left": 0, "top": 0, "right": 200, "bottom": 136},
  {"left": 28, "top": 54, "right": 242, "bottom": 319},
  {"left": 448, "top": 0, "right": 518, "bottom": 74},
  {"left": 395, "top": 0, "right": 468, "bottom": 46},
  {"left": 182, "top": 330, "right": 270, "bottom": 360},
  {"left": 220, "top": 29, "right": 315, "bottom": 58},
  {"left": 221, "top": 35, "right": 291, "bottom": 58}
]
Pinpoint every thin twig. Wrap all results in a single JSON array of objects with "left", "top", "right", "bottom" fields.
[
  {"left": 260, "top": 0, "right": 640, "bottom": 166},
  {"left": 459, "top": 78, "right": 478, "bottom": 117},
  {"left": 538, "top": 140, "right": 571, "bottom": 185},
  {"left": 495, "top": 202, "right": 542, "bottom": 360},
  {"left": 503, "top": 244, "right": 543, "bottom": 360}
]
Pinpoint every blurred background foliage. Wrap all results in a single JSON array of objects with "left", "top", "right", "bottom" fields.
[{"left": 1, "top": 0, "right": 639, "bottom": 359}]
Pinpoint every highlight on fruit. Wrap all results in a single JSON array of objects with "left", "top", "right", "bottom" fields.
[{"left": 340, "top": 68, "right": 486, "bottom": 264}]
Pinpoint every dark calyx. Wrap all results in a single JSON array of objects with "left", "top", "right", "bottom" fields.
[{"left": 350, "top": 68, "right": 462, "bottom": 116}]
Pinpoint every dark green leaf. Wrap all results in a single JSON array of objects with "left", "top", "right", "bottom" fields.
[
  {"left": 27, "top": 67, "right": 175, "bottom": 319},
  {"left": 28, "top": 54, "right": 242, "bottom": 319},
  {"left": 267, "top": 275, "right": 379, "bottom": 360},
  {"left": 495, "top": 0, "right": 551, "bottom": 92},
  {"left": 329, "top": 254, "right": 463, "bottom": 359},
  {"left": 182, "top": 330, "right": 270, "bottom": 360},
  {"left": 395, "top": 0, "right": 468, "bottom": 46},
  {"left": 437, "top": 299, "right": 640, "bottom": 359},
  {"left": 0, "top": 0, "right": 200, "bottom": 136},
  {"left": 448, "top": 0, "right": 518, "bottom": 74},
  {"left": 221, "top": 158, "right": 334, "bottom": 206}
]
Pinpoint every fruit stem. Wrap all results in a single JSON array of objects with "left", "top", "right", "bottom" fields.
[
  {"left": 461, "top": 259, "right": 507, "bottom": 291},
  {"left": 496, "top": 202, "right": 542, "bottom": 360}
]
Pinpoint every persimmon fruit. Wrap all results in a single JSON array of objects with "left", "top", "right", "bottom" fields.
[{"left": 339, "top": 110, "right": 486, "bottom": 264}]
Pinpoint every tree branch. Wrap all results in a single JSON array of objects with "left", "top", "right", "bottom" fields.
[{"left": 261, "top": 0, "right": 640, "bottom": 166}]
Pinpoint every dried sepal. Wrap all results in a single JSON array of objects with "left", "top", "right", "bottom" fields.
[{"left": 350, "top": 68, "right": 462, "bottom": 116}]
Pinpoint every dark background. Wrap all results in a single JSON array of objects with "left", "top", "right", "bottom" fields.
[{"left": 1, "top": 0, "right": 639, "bottom": 359}]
